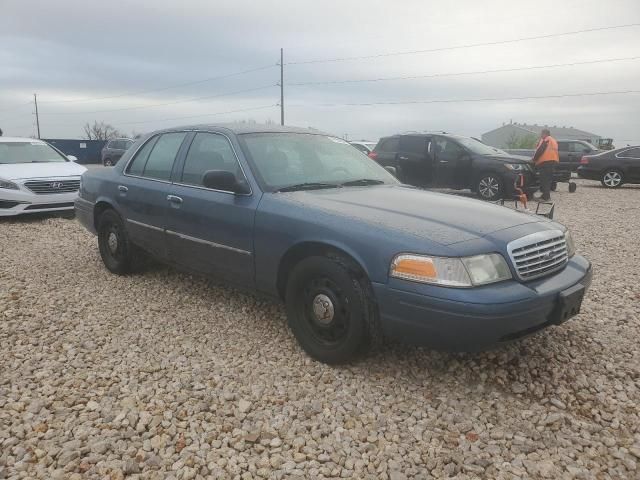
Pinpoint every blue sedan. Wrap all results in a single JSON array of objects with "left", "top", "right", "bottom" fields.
[{"left": 75, "top": 124, "right": 592, "bottom": 364}]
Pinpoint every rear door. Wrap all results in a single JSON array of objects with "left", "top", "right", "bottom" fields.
[
  {"left": 118, "top": 132, "right": 188, "bottom": 259},
  {"left": 432, "top": 136, "right": 469, "bottom": 188},
  {"left": 397, "top": 135, "right": 432, "bottom": 186},
  {"left": 371, "top": 137, "right": 400, "bottom": 167},
  {"left": 617, "top": 147, "right": 640, "bottom": 181},
  {"left": 165, "top": 131, "right": 258, "bottom": 287}
]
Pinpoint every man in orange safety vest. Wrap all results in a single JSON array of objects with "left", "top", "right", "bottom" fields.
[{"left": 532, "top": 128, "right": 559, "bottom": 201}]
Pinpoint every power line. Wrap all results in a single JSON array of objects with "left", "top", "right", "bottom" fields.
[
  {"left": 287, "top": 56, "right": 640, "bottom": 86},
  {"left": 0, "top": 100, "right": 34, "bottom": 114},
  {"left": 114, "top": 104, "right": 276, "bottom": 126},
  {"left": 292, "top": 90, "right": 640, "bottom": 108},
  {"left": 286, "top": 23, "right": 640, "bottom": 65},
  {"left": 40, "top": 85, "right": 276, "bottom": 115},
  {"left": 37, "top": 64, "right": 277, "bottom": 105}
]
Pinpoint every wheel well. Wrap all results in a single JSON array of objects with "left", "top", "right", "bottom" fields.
[
  {"left": 276, "top": 242, "right": 366, "bottom": 299},
  {"left": 93, "top": 201, "right": 114, "bottom": 230}
]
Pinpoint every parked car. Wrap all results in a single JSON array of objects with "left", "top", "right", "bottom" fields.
[
  {"left": 350, "top": 141, "right": 377, "bottom": 154},
  {"left": 369, "top": 133, "right": 537, "bottom": 201},
  {"left": 505, "top": 139, "right": 600, "bottom": 173},
  {"left": 76, "top": 124, "right": 591, "bottom": 364},
  {"left": 0, "top": 137, "right": 86, "bottom": 216},
  {"left": 578, "top": 145, "right": 640, "bottom": 188},
  {"left": 102, "top": 138, "right": 134, "bottom": 166}
]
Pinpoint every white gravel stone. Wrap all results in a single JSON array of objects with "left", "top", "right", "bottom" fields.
[{"left": 0, "top": 179, "right": 638, "bottom": 478}]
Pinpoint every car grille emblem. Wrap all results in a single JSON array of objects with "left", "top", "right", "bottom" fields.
[{"left": 50, "top": 182, "right": 63, "bottom": 189}]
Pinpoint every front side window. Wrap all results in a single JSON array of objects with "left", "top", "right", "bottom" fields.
[
  {"left": 618, "top": 147, "right": 640, "bottom": 159},
  {"left": 433, "top": 137, "right": 466, "bottom": 162},
  {"left": 181, "top": 133, "right": 241, "bottom": 187},
  {"left": 0, "top": 141, "right": 68, "bottom": 164},
  {"left": 240, "top": 133, "right": 397, "bottom": 191},
  {"left": 142, "top": 132, "right": 187, "bottom": 180}
]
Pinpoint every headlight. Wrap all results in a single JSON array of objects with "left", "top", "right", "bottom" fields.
[
  {"left": 565, "top": 230, "right": 576, "bottom": 257},
  {"left": 390, "top": 253, "right": 512, "bottom": 287},
  {"left": 504, "top": 164, "right": 529, "bottom": 171},
  {"left": 0, "top": 179, "right": 19, "bottom": 190}
]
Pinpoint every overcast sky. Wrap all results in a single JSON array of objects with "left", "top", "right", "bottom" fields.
[{"left": 1, "top": 0, "right": 639, "bottom": 144}]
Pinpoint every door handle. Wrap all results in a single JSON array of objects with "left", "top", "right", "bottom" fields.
[
  {"left": 167, "top": 195, "right": 183, "bottom": 204},
  {"left": 117, "top": 185, "right": 128, "bottom": 192},
  {"left": 398, "top": 156, "right": 409, "bottom": 161},
  {"left": 439, "top": 160, "right": 449, "bottom": 164}
]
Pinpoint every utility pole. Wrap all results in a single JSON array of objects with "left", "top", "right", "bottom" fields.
[
  {"left": 280, "top": 48, "right": 284, "bottom": 126},
  {"left": 33, "top": 93, "right": 41, "bottom": 139}
]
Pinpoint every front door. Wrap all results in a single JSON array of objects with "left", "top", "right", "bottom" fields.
[
  {"left": 117, "top": 132, "right": 188, "bottom": 259},
  {"left": 165, "top": 132, "right": 258, "bottom": 287}
]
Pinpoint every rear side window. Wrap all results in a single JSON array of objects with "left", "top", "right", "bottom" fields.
[
  {"left": 142, "top": 132, "right": 187, "bottom": 180},
  {"left": 181, "top": 133, "right": 240, "bottom": 187},
  {"left": 399, "top": 136, "right": 428, "bottom": 154},
  {"left": 619, "top": 147, "right": 640, "bottom": 159},
  {"left": 126, "top": 136, "right": 159, "bottom": 176},
  {"left": 378, "top": 137, "right": 400, "bottom": 152}
]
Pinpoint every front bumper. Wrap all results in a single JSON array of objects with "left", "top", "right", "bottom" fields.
[
  {"left": 372, "top": 255, "right": 592, "bottom": 351},
  {"left": 74, "top": 197, "right": 97, "bottom": 234},
  {"left": 0, "top": 189, "right": 78, "bottom": 217}
]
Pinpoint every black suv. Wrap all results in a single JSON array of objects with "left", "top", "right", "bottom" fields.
[
  {"left": 101, "top": 138, "right": 134, "bottom": 166},
  {"left": 369, "top": 133, "right": 536, "bottom": 201}
]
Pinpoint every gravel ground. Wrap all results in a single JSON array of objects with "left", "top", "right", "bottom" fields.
[{"left": 1, "top": 179, "right": 639, "bottom": 480}]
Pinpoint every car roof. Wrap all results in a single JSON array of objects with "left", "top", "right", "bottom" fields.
[
  {"left": 0, "top": 137, "right": 47, "bottom": 143},
  {"left": 155, "top": 123, "right": 331, "bottom": 136}
]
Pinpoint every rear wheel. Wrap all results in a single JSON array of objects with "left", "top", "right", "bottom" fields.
[
  {"left": 601, "top": 169, "right": 623, "bottom": 188},
  {"left": 476, "top": 173, "right": 503, "bottom": 201},
  {"left": 285, "top": 255, "right": 380, "bottom": 364},
  {"left": 97, "top": 209, "right": 139, "bottom": 274}
]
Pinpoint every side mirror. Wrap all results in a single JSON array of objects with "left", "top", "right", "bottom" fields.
[
  {"left": 67, "top": 155, "right": 78, "bottom": 162},
  {"left": 384, "top": 166, "right": 397, "bottom": 177},
  {"left": 202, "top": 170, "right": 250, "bottom": 194}
]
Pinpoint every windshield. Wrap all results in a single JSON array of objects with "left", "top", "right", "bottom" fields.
[
  {"left": 239, "top": 133, "right": 398, "bottom": 191},
  {"left": 0, "top": 142, "right": 68, "bottom": 164},
  {"left": 453, "top": 136, "right": 505, "bottom": 155}
]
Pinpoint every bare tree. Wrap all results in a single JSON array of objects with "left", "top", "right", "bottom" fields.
[{"left": 82, "top": 121, "right": 123, "bottom": 140}]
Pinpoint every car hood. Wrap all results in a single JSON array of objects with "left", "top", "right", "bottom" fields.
[
  {"left": 0, "top": 162, "right": 87, "bottom": 180},
  {"left": 482, "top": 153, "right": 532, "bottom": 164},
  {"left": 278, "top": 185, "right": 545, "bottom": 246}
]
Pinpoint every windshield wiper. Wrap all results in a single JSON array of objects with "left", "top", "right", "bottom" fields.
[
  {"left": 276, "top": 182, "right": 339, "bottom": 193},
  {"left": 340, "top": 178, "right": 385, "bottom": 187}
]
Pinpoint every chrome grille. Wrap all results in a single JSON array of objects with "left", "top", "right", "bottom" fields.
[
  {"left": 24, "top": 179, "right": 80, "bottom": 195},
  {"left": 507, "top": 230, "right": 568, "bottom": 280}
]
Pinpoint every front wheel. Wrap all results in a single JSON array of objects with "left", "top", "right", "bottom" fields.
[
  {"left": 601, "top": 169, "right": 623, "bottom": 188},
  {"left": 97, "top": 209, "right": 139, "bottom": 274},
  {"left": 476, "top": 174, "right": 503, "bottom": 201},
  {"left": 285, "top": 255, "right": 380, "bottom": 364}
]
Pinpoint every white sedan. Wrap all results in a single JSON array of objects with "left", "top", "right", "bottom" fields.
[{"left": 0, "top": 137, "right": 87, "bottom": 216}]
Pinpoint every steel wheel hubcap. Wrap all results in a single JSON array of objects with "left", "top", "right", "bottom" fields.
[
  {"left": 604, "top": 172, "right": 621, "bottom": 186},
  {"left": 479, "top": 177, "right": 499, "bottom": 197},
  {"left": 312, "top": 294, "right": 335, "bottom": 325},
  {"left": 107, "top": 232, "right": 118, "bottom": 253}
]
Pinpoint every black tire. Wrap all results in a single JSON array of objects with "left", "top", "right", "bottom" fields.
[
  {"left": 476, "top": 173, "right": 504, "bottom": 201},
  {"left": 97, "top": 209, "right": 139, "bottom": 274},
  {"left": 601, "top": 169, "right": 624, "bottom": 188},
  {"left": 285, "top": 254, "right": 381, "bottom": 364},
  {"left": 568, "top": 182, "right": 577, "bottom": 193},
  {"left": 550, "top": 181, "right": 558, "bottom": 192}
]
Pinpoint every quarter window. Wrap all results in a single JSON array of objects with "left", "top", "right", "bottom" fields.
[
  {"left": 378, "top": 137, "right": 400, "bottom": 152},
  {"left": 142, "top": 132, "right": 187, "bottom": 181},
  {"left": 181, "top": 133, "right": 241, "bottom": 187},
  {"left": 126, "top": 136, "right": 158, "bottom": 176},
  {"left": 399, "top": 136, "right": 428, "bottom": 155}
]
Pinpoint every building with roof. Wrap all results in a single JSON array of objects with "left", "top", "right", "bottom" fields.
[{"left": 481, "top": 122, "right": 601, "bottom": 148}]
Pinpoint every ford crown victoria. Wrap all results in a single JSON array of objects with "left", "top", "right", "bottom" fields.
[{"left": 75, "top": 124, "right": 592, "bottom": 364}]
